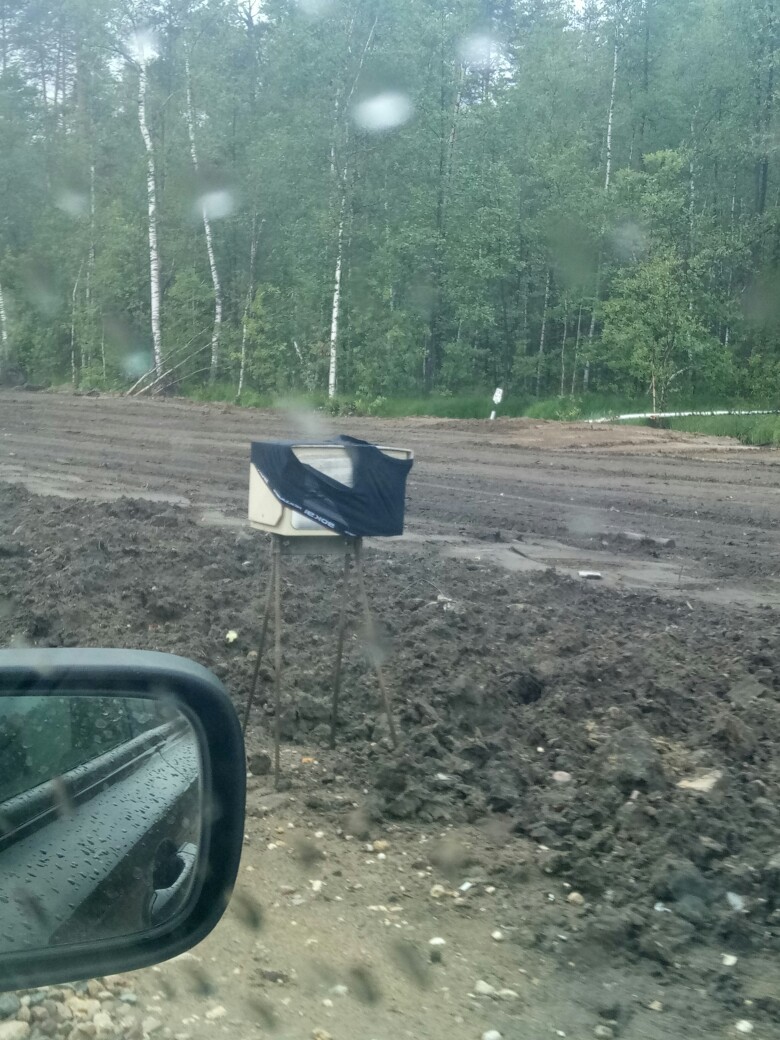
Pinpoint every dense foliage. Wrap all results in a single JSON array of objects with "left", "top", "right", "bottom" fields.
[{"left": 1, "top": 0, "right": 779, "bottom": 408}]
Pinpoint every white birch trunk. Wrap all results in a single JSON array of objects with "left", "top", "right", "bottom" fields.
[
  {"left": 324, "top": 16, "right": 376, "bottom": 399},
  {"left": 71, "top": 261, "right": 84, "bottom": 386},
  {"left": 138, "top": 60, "right": 163, "bottom": 379},
  {"left": 82, "top": 160, "right": 96, "bottom": 372},
  {"left": 535, "top": 269, "right": 551, "bottom": 397},
  {"left": 605, "top": 36, "right": 618, "bottom": 193},
  {"left": 328, "top": 196, "right": 345, "bottom": 399},
  {"left": 584, "top": 307, "right": 595, "bottom": 391},
  {"left": 326, "top": 93, "right": 347, "bottom": 395},
  {"left": 585, "top": 32, "right": 619, "bottom": 395},
  {"left": 86, "top": 161, "right": 95, "bottom": 308},
  {"left": 238, "top": 215, "right": 259, "bottom": 399},
  {"left": 54, "top": 33, "right": 63, "bottom": 126},
  {"left": 0, "top": 278, "right": 9, "bottom": 361},
  {"left": 185, "top": 57, "right": 223, "bottom": 384},
  {"left": 725, "top": 178, "right": 736, "bottom": 348},
  {"left": 570, "top": 302, "right": 583, "bottom": 395},
  {"left": 559, "top": 299, "right": 568, "bottom": 397},
  {"left": 687, "top": 109, "right": 700, "bottom": 258}
]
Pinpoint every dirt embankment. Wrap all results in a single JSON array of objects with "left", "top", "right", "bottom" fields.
[{"left": 2, "top": 486, "right": 780, "bottom": 954}]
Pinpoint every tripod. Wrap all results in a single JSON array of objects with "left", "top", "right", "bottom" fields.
[{"left": 242, "top": 535, "right": 399, "bottom": 788}]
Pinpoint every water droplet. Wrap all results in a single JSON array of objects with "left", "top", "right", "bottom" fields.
[
  {"left": 126, "top": 29, "right": 159, "bottom": 65},
  {"left": 231, "top": 891, "right": 264, "bottom": 931},
  {"left": 458, "top": 34, "right": 501, "bottom": 70},
  {"left": 296, "top": 0, "right": 334, "bottom": 14},
  {"left": 611, "top": 222, "right": 647, "bottom": 261},
  {"left": 389, "top": 939, "right": 430, "bottom": 989},
  {"left": 194, "top": 190, "right": 235, "bottom": 221},
  {"left": 352, "top": 92, "right": 413, "bottom": 132},
  {"left": 347, "top": 964, "right": 382, "bottom": 1005},
  {"left": 121, "top": 351, "right": 153, "bottom": 379},
  {"left": 55, "top": 190, "right": 88, "bottom": 218}
]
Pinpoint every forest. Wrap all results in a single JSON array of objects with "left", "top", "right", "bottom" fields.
[{"left": 1, "top": 0, "right": 780, "bottom": 413}]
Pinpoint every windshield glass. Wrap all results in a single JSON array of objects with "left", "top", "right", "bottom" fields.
[{"left": 1, "top": 0, "right": 779, "bottom": 1036}]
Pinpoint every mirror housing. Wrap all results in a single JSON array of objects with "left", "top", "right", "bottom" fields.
[{"left": 0, "top": 649, "right": 246, "bottom": 992}]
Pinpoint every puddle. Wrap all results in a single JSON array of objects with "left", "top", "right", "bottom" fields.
[
  {"left": 0, "top": 465, "right": 190, "bottom": 507},
  {"left": 188, "top": 510, "right": 779, "bottom": 610},
  {"left": 447, "top": 538, "right": 780, "bottom": 610},
  {"left": 200, "top": 508, "right": 246, "bottom": 529}
]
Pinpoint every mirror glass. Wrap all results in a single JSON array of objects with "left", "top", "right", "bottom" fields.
[{"left": 0, "top": 694, "right": 203, "bottom": 952}]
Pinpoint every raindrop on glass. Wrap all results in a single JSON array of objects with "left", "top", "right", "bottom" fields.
[
  {"left": 55, "top": 191, "right": 88, "bottom": 219},
  {"left": 126, "top": 29, "right": 159, "bottom": 65},
  {"left": 295, "top": 0, "right": 334, "bottom": 16},
  {"left": 352, "top": 93, "right": 413, "bottom": 132},
  {"left": 121, "top": 351, "right": 153, "bottom": 379},
  {"left": 459, "top": 34, "right": 501, "bottom": 70},
  {"left": 194, "top": 190, "right": 235, "bottom": 221}
]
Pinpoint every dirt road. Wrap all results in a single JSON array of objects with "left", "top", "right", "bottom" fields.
[
  {"left": 1, "top": 390, "right": 779, "bottom": 599},
  {"left": 1, "top": 390, "right": 780, "bottom": 1040}
]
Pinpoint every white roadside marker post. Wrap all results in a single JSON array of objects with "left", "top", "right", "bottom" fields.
[{"left": 490, "top": 387, "right": 503, "bottom": 420}]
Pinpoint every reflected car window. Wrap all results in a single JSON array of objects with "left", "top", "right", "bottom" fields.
[
  {"left": 0, "top": 696, "right": 172, "bottom": 803},
  {"left": 0, "top": 693, "right": 204, "bottom": 952}
]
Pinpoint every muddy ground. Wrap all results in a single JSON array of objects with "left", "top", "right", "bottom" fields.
[{"left": 1, "top": 390, "right": 780, "bottom": 1040}]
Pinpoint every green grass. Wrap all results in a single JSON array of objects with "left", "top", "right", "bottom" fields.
[
  {"left": 187, "top": 382, "right": 286, "bottom": 409},
  {"left": 179, "top": 382, "right": 779, "bottom": 443},
  {"left": 666, "top": 413, "right": 780, "bottom": 446},
  {"left": 365, "top": 394, "right": 533, "bottom": 418},
  {"left": 184, "top": 383, "right": 534, "bottom": 418},
  {"left": 185, "top": 384, "right": 625, "bottom": 419}
]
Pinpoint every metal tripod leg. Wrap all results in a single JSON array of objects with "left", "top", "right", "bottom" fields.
[
  {"left": 329, "top": 545, "right": 353, "bottom": 749},
  {"left": 354, "top": 539, "right": 399, "bottom": 749},
  {"left": 272, "top": 537, "right": 283, "bottom": 789},
  {"left": 242, "top": 543, "right": 276, "bottom": 735}
]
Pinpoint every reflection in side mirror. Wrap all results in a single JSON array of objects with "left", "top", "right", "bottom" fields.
[
  {"left": 0, "top": 650, "right": 246, "bottom": 992},
  {"left": 0, "top": 695, "right": 203, "bottom": 952}
]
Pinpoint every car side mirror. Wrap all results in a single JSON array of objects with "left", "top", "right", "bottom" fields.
[{"left": 0, "top": 649, "right": 246, "bottom": 992}]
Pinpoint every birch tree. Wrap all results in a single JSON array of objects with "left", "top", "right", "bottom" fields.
[
  {"left": 238, "top": 215, "right": 259, "bottom": 399},
  {"left": 185, "top": 53, "right": 223, "bottom": 384},
  {"left": 583, "top": 22, "right": 620, "bottom": 391},
  {"left": 326, "top": 12, "right": 377, "bottom": 399},
  {"left": 327, "top": 191, "right": 345, "bottom": 398},
  {"left": 0, "top": 279, "right": 8, "bottom": 363},
  {"left": 133, "top": 34, "right": 164, "bottom": 379},
  {"left": 70, "top": 261, "right": 84, "bottom": 386},
  {"left": 536, "top": 269, "right": 551, "bottom": 396}
]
